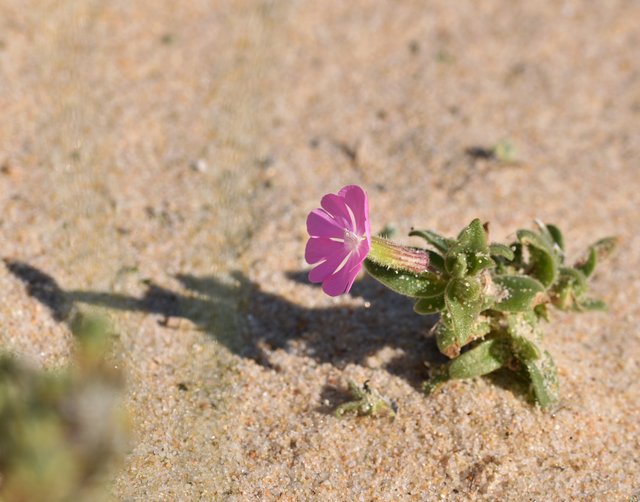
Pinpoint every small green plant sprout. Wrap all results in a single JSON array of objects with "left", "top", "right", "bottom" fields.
[
  {"left": 0, "top": 312, "right": 128, "bottom": 501},
  {"left": 492, "top": 139, "right": 517, "bottom": 163},
  {"left": 335, "top": 380, "right": 397, "bottom": 419},
  {"left": 306, "top": 186, "right": 617, "bottom": 410}
]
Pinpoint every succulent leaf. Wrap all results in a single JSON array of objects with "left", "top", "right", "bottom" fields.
[
  {"left": 409, "top": 229, "right": 454, "bottom": 254},
  {"left": 575, "top": 237, "right": 618, "bottom": 278},
  {"left": 448, "top": 338, "right": 511, "bottom": 379},
  {"left": 524, "top": 350, "right": 560, "bottom": 409},
  {"left": 489, "top": 243, "right": 515, "bottom": 261},
  {"left": 517, "top": 229, "right": 558, "bottom": 287},
  {"left": 446, "top": 219, "right": 493, "bottom": 276},
  {"left": 545, "top": 224, "right": 565, "bottom": 252},
  {"left": 511, "top": 336, "right": 541, "bottom": 361},
  {"left": 436, "top": 278, "right": 484, "bottom": 357},
  {"left": 575, "top": 247, "right": 597, "bottom": 278},
  {"left": 577, "top": 297, "right": 608, "bottom": 311},
  {"left": 445, "top": 253, "right": 468, "bottom": 278},
  {"left": 414, "top": 294, "right": 445, "bottom": 314},
  {"left": 551, "top": 266, "right": 588, "bottom": 310},
  {"left": 591, "top": 236, "right": 618, "bottom": 261},
  {"left": 492, "top": 275, "right": 546, "bottom": 312},
  {"left": 507, "top": 312, "right": 543, "bottom": 360},
  {"left": 363, "top": 259, "right": 447, "bottom": 298}
]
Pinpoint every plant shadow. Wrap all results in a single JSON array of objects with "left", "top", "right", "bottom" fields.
[{"left": 4, "top": 259, "right": 446, "bottom": 389}]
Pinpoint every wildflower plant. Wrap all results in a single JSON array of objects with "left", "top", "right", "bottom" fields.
[{"left": 305, "top": 186, "right": 616, "bottom": 410}]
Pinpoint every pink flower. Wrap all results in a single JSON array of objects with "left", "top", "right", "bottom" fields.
[{"left": 305, "top": 185, "right": 371, "bottom": 296}]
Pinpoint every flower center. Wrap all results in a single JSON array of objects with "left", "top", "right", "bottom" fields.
[{"left": 343, "top": 229, "right": 362, "bottom": 253}]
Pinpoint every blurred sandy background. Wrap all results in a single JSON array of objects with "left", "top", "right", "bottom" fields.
[{"left": 1, "top": 0, "right": 639, "bottom": 500}]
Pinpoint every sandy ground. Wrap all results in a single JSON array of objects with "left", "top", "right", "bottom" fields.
[{"left": 1, "top": 0, "right": 639, "bottom": 500}]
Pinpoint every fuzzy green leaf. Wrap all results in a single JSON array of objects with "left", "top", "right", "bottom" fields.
[
  {"left": 492, "top": 275, "right": 546, "bottom": 312},
  {"left": 436, "top": 278, "right": 484, "bottom": 357},
  {"left": 507, "top": 312, "right": 543, "bottom": 361},
  {"left": 456, "top": 218, "right": 488, "bottom": 250},
  {"left": 545, "top": 224, "right": 565, "bottom": 252},
  {"left": 551, "top": 266, "right": 588, "bottom": 310},
  {"left": 363, "top": 259, "right": 447, "bottom": 298},
  {"left": 524, "top": 350, "right": 560, "bottom": 409},
  {"left": 445, "top": 253, "right": 467, "bottom": 278},
  {"left": 409, "top": 229, "right": 454, "bottom": 254},
  {"left": 591, "top": 236, "right": 618, "bottom": 261},
  {"left": 489, "top": 243, "right": 515, "bottom": 261},
  {"left": 445, "top": 219, "right": 493, "bottom": 277},
  {"left": 575, "top": 247, "right": 597, "bottom": 278},
  {"left": 448, "top": 339, "right": 511, "bottom": 379},
  {"left": 577, "top": 297, "right": 608, "bottom": 311},
  {"left": 511, "top": 336, "right": 541, "bottom": 361},
  {"left": 517, "top": 229, "right": 558, "bottom": 287},
  {"left": 414, "top": 294, "right": 445, "bottom": 314},
  {"left": 575, "top": 236, "right": 618, "bottom": 278}
]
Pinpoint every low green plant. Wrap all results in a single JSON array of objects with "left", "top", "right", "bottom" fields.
[
  {"left": 0, "top": 313, "right": 128, "bottom": 501},
  {"left": 364, "top": 219, "right": 616, "bottom": 408},
  {"left": 335, "top": 380, "right": 397, "bottom": 419}
]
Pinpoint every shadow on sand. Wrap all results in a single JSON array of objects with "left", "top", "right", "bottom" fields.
[{"left": 4, "top": 259, "right": 446, "bottom": 389}]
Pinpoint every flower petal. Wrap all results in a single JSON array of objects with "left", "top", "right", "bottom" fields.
[
  {"left": 321, "top": 253, "right": 363, "bottom": 296},
  {"left": 305, "top": 237, "right": 345, "bottom": 264},
  {"left": 307, "top": 208, "right": 343, "bottom": 238},
  {"left": 320, "top": 193, "right": 353, "bottom": 231},
  {"left": 308, "top": 249, "right": 349, "bottom": 283},
  {"left": 354, "top": 237, "right": 371, "bottom": 262},
  {"left": 339, "top": 185, "right": 369, "bottom": 236}
]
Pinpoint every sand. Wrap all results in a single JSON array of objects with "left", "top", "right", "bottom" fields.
[{"left": 1, "top": 0, "right": 639, "bottom": 500}]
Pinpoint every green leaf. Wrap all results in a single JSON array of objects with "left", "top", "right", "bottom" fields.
[
  {"left": 456, "top": 218, "right": 488, "bottom": 250},
  {"left": 551, "top": 266, "right": 588, "bottom": 310},
  {"left": 511, "top": 336, "right": 541, "bottom": 361},
  {"left": 445, "top": 253, "right": 467, "bottom": 278},
  {"left": 492, "top": 275, "right": 546, "bottom": 312},
  {"left": 545, "top": 224, "right": 565, "bottom": 252},
  {"left": 409, "top": 229, "right": 454, "bottom": 254},
  {"left": 448, "top": 339, "right": 511, "bottom": 379},
  {"left": 575, "top": 247, "right": 597, "bottom": 278},
  {"left": 414, "top": 294, "right": 445, "bottom": 314},
  {"left": 506, "top": 312, "right": 543, "bottom": 361},
  {"left": 449, "top": 276, "right": 481, "bottom": 302},
  {"left": 363, "top": 259, "right": 447, "bottom": 298},
  {"left": 517, "top": 229, "right": 558, "bottom": 287},
  {"left": 577, "top": 297, "right": 608, "bottom": 311},
  {"left": 524, "top": 350, "right": 559, "bottom": 409},
  {"left": 434, "top": 322, "right": 459, "bottom": 358},
  {"left": 534, "top": 221, "right": 564, "bottom": 258},
  {"left": 591, "top": 236, "right": 618, "bottom": 261},
  {"left": 489, "top": 243, "right": 515, "bottom": 261},
  {"left": 436, "top": 278, "right": 483, "bottom": 357},
  {"left": 445, "top": 219, "right": 493, "bottom": 277},
  {"left": 575, "top": 237, "right": 618, "bottom": 278}
]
